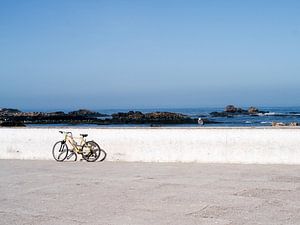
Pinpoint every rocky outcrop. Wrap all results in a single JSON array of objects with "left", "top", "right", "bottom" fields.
[
  {"left": 210, "top": 105, "right": 267, "bottom": 117},
  {"left": 0, "top": 108, "right": 21, "bottom": 115},
  {"left": 111, "top": 111, "right": 196, "bottom": 124},
  {"left": 68, "top": 109, "right": 108, "bottom": 117},
  {"left": 112, "top": 111, "right": 145, "bottom": 120},
  {"left": 48, "top": 111, "right": 65, "bottom": 116},
  {"left": 225, "top": 105, "right": 237, "bottom": 113},
  {"left": 0, "top": 120, "right": 25, "bottom": 127},
  {"left": 0, "top": 108, "right": 212, "bottom": 126},
  {"left": 145, "top": 112, "right": 188, "bottom": 121},
  {"left": 272, "top": 122, "right": 299, "bottom": 127},
  {"left": 248, "top": 107, "right": 259, "bottom": 114},
  {"left": 0, "top": 108, "right": 109, "bottom": 126}
]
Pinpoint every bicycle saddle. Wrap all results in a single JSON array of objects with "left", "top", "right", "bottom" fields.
[{"left": 80, "top": 134, "right": 88, "bottom": 137}]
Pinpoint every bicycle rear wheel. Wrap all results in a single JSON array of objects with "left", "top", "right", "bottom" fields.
[
  {"left": 52, "top": 141, "right": 68, "bottom": 162},
  {"left": 82, "top": 141, "right": 101, "bottom": 162}
]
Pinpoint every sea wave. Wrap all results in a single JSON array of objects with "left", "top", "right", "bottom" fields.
[
  {"left": 258, "top": 112, "right": 279, "bottom": 116},
  {"left": 258, "top": 112, "right": 300, "bottom": 117},
  {"left": 289, "top": 113, "right": 300, "bottom": 116},
  {"left": 260, "top": 121, "right": 272, "bottom": 124}
]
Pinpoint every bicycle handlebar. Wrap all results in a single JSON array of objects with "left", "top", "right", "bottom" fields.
[{"left": 59, "top": 131, "right": 72, "bottom": 135}]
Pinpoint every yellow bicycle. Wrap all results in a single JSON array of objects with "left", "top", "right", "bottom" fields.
[{"left": 52, "top": 131, "right": 101, "bottom": 162}]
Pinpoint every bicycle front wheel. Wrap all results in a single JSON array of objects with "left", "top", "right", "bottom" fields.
[
  {"left": 82, "top": 141, "right": 101, "bottom": 162},
  {"left": 52, "top": 141, "right": 68, "bottom": 162}
]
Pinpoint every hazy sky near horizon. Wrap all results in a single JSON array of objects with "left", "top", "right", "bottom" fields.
[{"left": 1, "top": 0, "right": 300, "bottom": 110}]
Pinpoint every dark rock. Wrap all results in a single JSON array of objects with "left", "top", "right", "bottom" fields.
[
  {"left": 210, "top": 105, "right": 267, "bottom": 117},
  {"left": 0, "top": 120, "right": 25, "bottom": 127},
  {"left": 0, "top": 108, "right": 221, "bottom": 126},
  {"left": 111, "top": 111, "right": 196, "bottom": 124},
  {"left": 111, "top": 111, "right": 145, "bottom": 123},
  {"left": 237, "top": 108, "right": 247, "bottom": 113},
  {"left": 248, "top": 107, "right": 259, "bottom": 114},
  {"left": 112, "top": 111, "right": 144, "bottom": 120},
  {"left": 68, "top": 109, "right": 107, "bottom": 117},
  {"left": 203, "top": 119, "right": 223, "bottom": 124},
  {"left": 150, "top": 124, "right": 162, "bottom": 127},
  {"left": 225, "top": 105, "right": 237, "bottom": 113},
  {"left": 48, "top": 111, "right": 66, "bottom": 116},
  {"left": 145, "top": 112, "right": 195, "bottom": 124},
  {"left": 145, "top": 112, "right": 187, "bottom": 120},
  {"left": 225, "top": 105, "right": 247, "bottom": 114},
  {"left": 0, "top": 108, "right": 21, "bottom": 115},
  {"left": 210, "top": 111, "right": 233, "bottom": 117}
]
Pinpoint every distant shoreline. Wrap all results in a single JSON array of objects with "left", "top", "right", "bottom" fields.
[{"left": 1, "top": 105, "right": 300, "bottom": 127}]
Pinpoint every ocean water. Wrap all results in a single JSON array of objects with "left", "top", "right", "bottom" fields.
[{"left": 26, "top": 106, "right": 300, "bottom": 127}]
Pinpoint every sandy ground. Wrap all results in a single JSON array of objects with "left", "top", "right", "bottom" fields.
[{"left": 0, "top": 160, "right": 300, "bottom": 225}]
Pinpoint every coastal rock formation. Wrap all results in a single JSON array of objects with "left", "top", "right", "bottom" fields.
[
  {"left": 210, "top": 105, "right": 267, "bottom": 117},
  {"left": 111, "top": 111, "right": 196, "bottom": 124},
  {"left": 0, "top": 107, "right": 114, "bottom": 125},
  {"left": 0, "top": 120, "right": 25, "bottom": 127},
  {"left": 0, "top": 108, "right": 26, "bottom": 127},
  {"left": 145, "top": 112, "right": 188, "bottom": 121},
  {"left": 0, "top": 108, "right": 21, "bottom": 115},
  {"left": 0, "top": 108, "right": 107, "bottom": 126},
  {"left": 1, "top": 108, "right": 212, "bottom": 126},
  {"left": 48, "top": 111, "right": 65, "bottom": 116},
  {"left": 248, "top": 107, "right": 259, "bottom": 114},
  {"left": 111, "top": 111, "right": 223, "bottom": 125},
  {"left": 272, "top": 122, "right": 299, "bottom": 127},
  {"left": 225, "top": 105, "right": 237, "bottom": 113},
  {"left": 112, "top": 111, "right": 145, "bottom": 120},
  {"left": 68, "top": 109, "right": 108, "bottom": 117}
]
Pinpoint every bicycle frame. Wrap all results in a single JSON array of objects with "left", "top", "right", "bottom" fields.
[{"left": 61, "top": 131, "right": 87, "bottom": 154}]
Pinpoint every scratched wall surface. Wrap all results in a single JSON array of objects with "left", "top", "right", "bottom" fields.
[{"left": 0, "top": 127, "right": 300, "bottom": 164}]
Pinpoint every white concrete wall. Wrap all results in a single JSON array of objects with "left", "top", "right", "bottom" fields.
[{"left": 1, "top": 127, "right": 300, "bottom": 164}]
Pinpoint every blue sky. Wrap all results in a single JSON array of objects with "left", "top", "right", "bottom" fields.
[{"left": 0, "top": 0, "right": 300, "bottom": 110}]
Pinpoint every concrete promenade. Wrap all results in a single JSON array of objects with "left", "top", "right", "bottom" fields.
[{"left": 1, "top": 160, "right": 300, "bottom": 225}]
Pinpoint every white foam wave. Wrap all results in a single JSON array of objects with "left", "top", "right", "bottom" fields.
[
  {"left": 264, "top": 112, "right": 278, "bottom": 116},
  {"left": 259, "top": 112, "right": 283, "bottom": 116}
]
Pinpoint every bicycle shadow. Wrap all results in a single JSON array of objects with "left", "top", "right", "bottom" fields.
[
  {"left": 98, "top": 148, "right": 107, "bottom": 162},
  {"left": 65, "top": 148, "right": 107, "bottom": 162}
]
